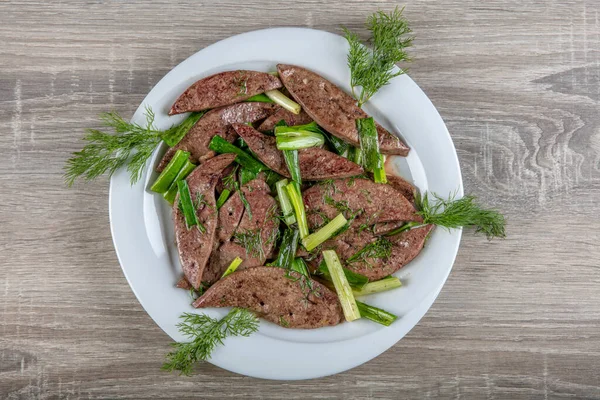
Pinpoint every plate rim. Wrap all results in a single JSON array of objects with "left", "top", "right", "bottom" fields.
[{"left": 109, "top": 27, "right": 463, "bottom": 380}]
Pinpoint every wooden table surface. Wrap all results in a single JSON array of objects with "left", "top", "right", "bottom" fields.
[{"left": 1, "top": 0, "right": 600, "bottom": 398}]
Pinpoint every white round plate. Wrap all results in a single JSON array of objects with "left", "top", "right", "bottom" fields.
[{"left": 109, "top": 28, "right": 462, "bottom": 380}]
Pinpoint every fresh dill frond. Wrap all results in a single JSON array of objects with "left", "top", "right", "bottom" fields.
[
  {"left": 415, "top": 192, "right": 506, "bottom": 240},
  {"left": 347, "top": 237, "right": 393, "bottom": 264},
  {"left": 234, "top": 228, "right": 264, "bottom": 260},
  {"left": 64, "top": 107, "right": 204, "bottom": 186},
  {"left": 162, "top": 309, "right": 259, "bottom": 376},
  {"left": 344, "top": 7, "right": 413, "bottom": 107}
]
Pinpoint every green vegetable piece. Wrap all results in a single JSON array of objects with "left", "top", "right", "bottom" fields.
[
  {"left": 276, "top": 179, "right": 296, "bottom": 226},
  {"left": 239, "top": 168, "right": 258, "bottom": 186},
  {"left": 272, "top": 229, "right": 299, "bottom": 270},
  {"left": 285, "top": 182, "right": 309, "bottom": 238},
  {"left": 302, "top": 213, "right": 348, "bottom": 251},
  {"left": 150, "top": 150, "right": 191, "bottom": 193},
  {"left": 221, "top": 257, "right": 243, "bottom": 278},
  {"left": 352, "top": 276, "right": 402, "bottom": 297},
  {"left": 177, "top": 180, "right": 202, "bottom": 231},
  {"left": 275, "top": 132, "right": 325, "bottom": 150},
  {"left": 162, "top": 112, "right": 206, "bottom": 147},
  {"left": 265, "top": 89, "right": 301, "bottom": 114},
  {"left": 163, "top": 159, "right": 197, "bottom": 204},
  {"left": 291, "top": 257, "right": 310, "bottom": 277},
  {"left": 245, "top": 93, "right": 274, "bottom": 103},
  {"left": 208, "top": 135, "right": 268, "bottom": 174},
  {"left": 356, "top": 301, "right": 397, "bottom": 326},
  {"left": 216, "top": 189, "right": 231, "bottom": 209},
  {"left": 356, "top": 117, "right": 386, "bottom": 183},
  {"left": 323, "top": 250, "right": 361, "bottom": 322}
]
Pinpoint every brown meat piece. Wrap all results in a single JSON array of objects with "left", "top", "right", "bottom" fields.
[
  {"left": 303, "top": 178, "right": 421, "bottom": 231},
  {"left": 232, "top": 123, "right": 363, "bottom": 180},
  {"left": 207, "top": 179, "right": 279, "bottom": 280},
  {"left": 169, "top": 70, "right": 282, "bottom": 115},
  {"left": 193, "top": 267, "right": 344, "bottom": 329},
  {"left": 320, "top": 225, "right": 434, "bottom": 281},
  {"left": 257, "top": 107, "right": 313, "bottom": 132},
  {"left": 157, "top": 102, "right": 277, "bottom": 172},
  {"left": 174, "top": 154, "right": 236, "bottom": 289},
  {"left": 277, "top": 64, "right": 410, "bottom": 156},
  {"left": 385, "top": 174, "right": 417, "bottom": 204}
]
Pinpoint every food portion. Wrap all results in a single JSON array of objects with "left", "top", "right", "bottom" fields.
[
  {"left": 277, "top": 64, "right": 410, "bottom": 156},
  {"left": 158, "top": 102, "right": 277, "bottom": 171},
  {"left": 232, "top": 123, "right": 364, "bottom": 180},
  {"left": 169, "top": 70, "right": 282, "bottom": 115},
  {"left": 174, "top": 154, "right": 236, "bottom": 289},
  {"left": 257, "top": 108, "right": 313, "bottom": 132},
  {"left": 193, "top": 267, "right": 344, "bottom": 329}
]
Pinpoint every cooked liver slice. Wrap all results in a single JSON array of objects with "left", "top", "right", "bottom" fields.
[
  {"left": 277, "top": 64, "right": 410, "bottom": 156},
  {"left": 320, "top": 225, "right": 434, "bottom": 281},
  {"left": 385, "top": 174, "right": 417, "bottom": 204},
  {"left": 173, "top": 154, "right": 236, "bottom": 289},
  {"left": 257, "top": 107, "right": 313, "bottom": 132},
  {"left": 157, "top": 102, "right": 277, "bottom": 172},
  {"left": 193, "top": 267, "right": 344, "bottom": 329},
  {"left": 169, "top": 70, "right": 282, "bottom": 115},
  {"left": 232, "top": 123, "right": 363, "bottom": 180}
]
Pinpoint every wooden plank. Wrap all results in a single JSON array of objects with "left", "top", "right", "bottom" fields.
[{"left": 1, "top": 0, "right": 599, "bottom": 398}]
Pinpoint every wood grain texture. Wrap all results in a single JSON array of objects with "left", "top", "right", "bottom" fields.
[{"left": 1, "top": 0, "right": 600, "bottom": 398}]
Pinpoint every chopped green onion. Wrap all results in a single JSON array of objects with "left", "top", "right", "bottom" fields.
[
  {"left": 176, "top": 180, "right": 203, "bottom": 232},
  {"left": 276, "top": 132, "right": 325, "bottom": 150},
  {"left": 208, "top": 135, "right": 268, "bottom": 174},
  {"left": 356, "top": 117, "right": 386, "bottom": 183},
  {"left": 317, "top": 260, "right": 369, "bottom": 289},
  {"left": 163, "top": 159, "right": 196, "bottom": 204},
  {"left": 221, "top": 257, "right": 243, "bottom": 278},
  {"left": 291, "top": 257, "right": 310, "bottom": 277},
  {"left": 265, "top": 89, "right": 301, "bottom": 114},
  {"left": 150, "top": 150, "right": 190, "bottom": 193},
  {"left": 323, "top": 250, "right": 361, "bottom": 322},
  {"left": 239, "top": 167, "right": 258, "bottom": 186},
  {"left": 326, "top": 134, "right": 350, "bottom": 155},
  {"left": 348, "top": 146, "right": 363, "bottom": 165},
  {"left": 286, "top": 182, "right": 309, "bottom": 238},
  {"left": 356, "top": 301, "right": 397, "bottom": 326},
  {"left": 352, "top": 276, "right": 402, "bottom": 297},
  {"left": 162, "top": 112, "right": 206, "bottom": 147},
  {"left": 245, "top": 93, "right": 274, "bottom": 103},
  {"left": 274, "top": 121, "right": 322, "bottom": 135},
  {"left": 302, "top": 213, "right": 348, "bottom": 251},
  {"left": 272, "top": 229, "right": 299, "bottom": 269},
  {"left": 216, "top": 189, "right": 231, "bottom": 209},
  {"left": 276, "top": 179, "right": 296, "bottom": 226},
  {"left": 384, "top": 221, "right": 424, "bottom": 237},
  {"left": 282, "top": 150, "right": 301, "bottom": 185}
]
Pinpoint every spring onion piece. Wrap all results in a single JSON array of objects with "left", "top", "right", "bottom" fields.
[
  {"left": 356, "top": 301, "right": 397, "bottom": 326},
  {"left": 276, "top": 179, "right": 296, "bottom": 226},
  {"left": 286, "top": 182, "right": 309, "bottom": 238},
  {"left": 216, "top": 189, "right": 231, "bottom": 209},
  {"left": 352, "top": 276, "right": 402, "bottom": 297},
  {"left": 162, "top": 112, "right": 206, "bottom": 147},
  {"left": 348, "top": 146, "right": 363, "bottom": 165},
  {"left": 291, "top": 257, "right": 310, "bottom": 277},
  {"left": 323, "top": 250, "right": 361, "bottom": 322},
  {"left": 326, "top": 134, "right": 350, "bottom": 155},
  {"left": 150, "top": 150, "right": 190, "bottom": 193},
  {"left": 276, "top": 132, "right": 325, "bottom": 150},
  {"left": 282, "top": 150, "right": 301, "bottom": 185},
  {"left": 302, "top": 213, "right": 348, "bottom": 251},
  {"left": 317, "top": 260, "right": 369, "bottom": 289},
  {"left": 272, "top": 229, "right": 299, "bottom": 269},
  {"left": 274, "top": 121, "right": 321, "bottom": 135},
  {"left": 221, "top": 257, "right": 243, "bottom": 278},
  {"left": 265, "top": 89, "right": 301, "bottom": 114},
  {"left": 356, "top": 117, "right": 386, "bottom": 183},
  {"left": 384, "top": 221, "right": 424, "bottom": 236},
  {"left": 208, "top": 135, "right": 268, "bottom": 174},
  {"left": 239, "top": 167, "right": 258, "bottom": 186},
  {"left": 163, "top": 159, "right": 197, "bottom": 204},
  {"left": 245, "top": 93, "right": 274, "bottom": 103},
  {"left": 177, "top": 180, "right": 202, "bottom": 231}
]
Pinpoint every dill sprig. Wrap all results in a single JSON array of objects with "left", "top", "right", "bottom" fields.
[
  {"left": 344, "top": 7, "right": 413, "bottom": 107},
  {"left": 347, "top": 236, "right": 393, "bottom": 264},
  {"left": 233, "top": 228, "right": 264, "bottom": 260},
  {"left": 416, "top": 192, "right": 506, "bottom": 239},
  {"left": 64, "top": 106, "right": 203, "bottom": 186},
  {"left": 163, "top": 309, "right": 259, "bottom": 376}
]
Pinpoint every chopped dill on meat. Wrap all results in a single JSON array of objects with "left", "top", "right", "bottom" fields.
[
  {"left": 347, "top": 237, "right": 393, "bottom": 264},
  {"left": 233, "top": 229, "right": 265, "bottom": 260}
]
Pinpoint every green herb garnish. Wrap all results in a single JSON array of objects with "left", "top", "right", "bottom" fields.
[
  {"left": 234, "top": 228, "right": 264, "bottom": 260},
  {"left": 347, "top": 236, "right": 393, "bottom": 264},
  {"left": 163, "top": 309, "right": 259, "bottom": 376},
  {"left": 344, "top": 7, "right": 413, "bottom": 107}
]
